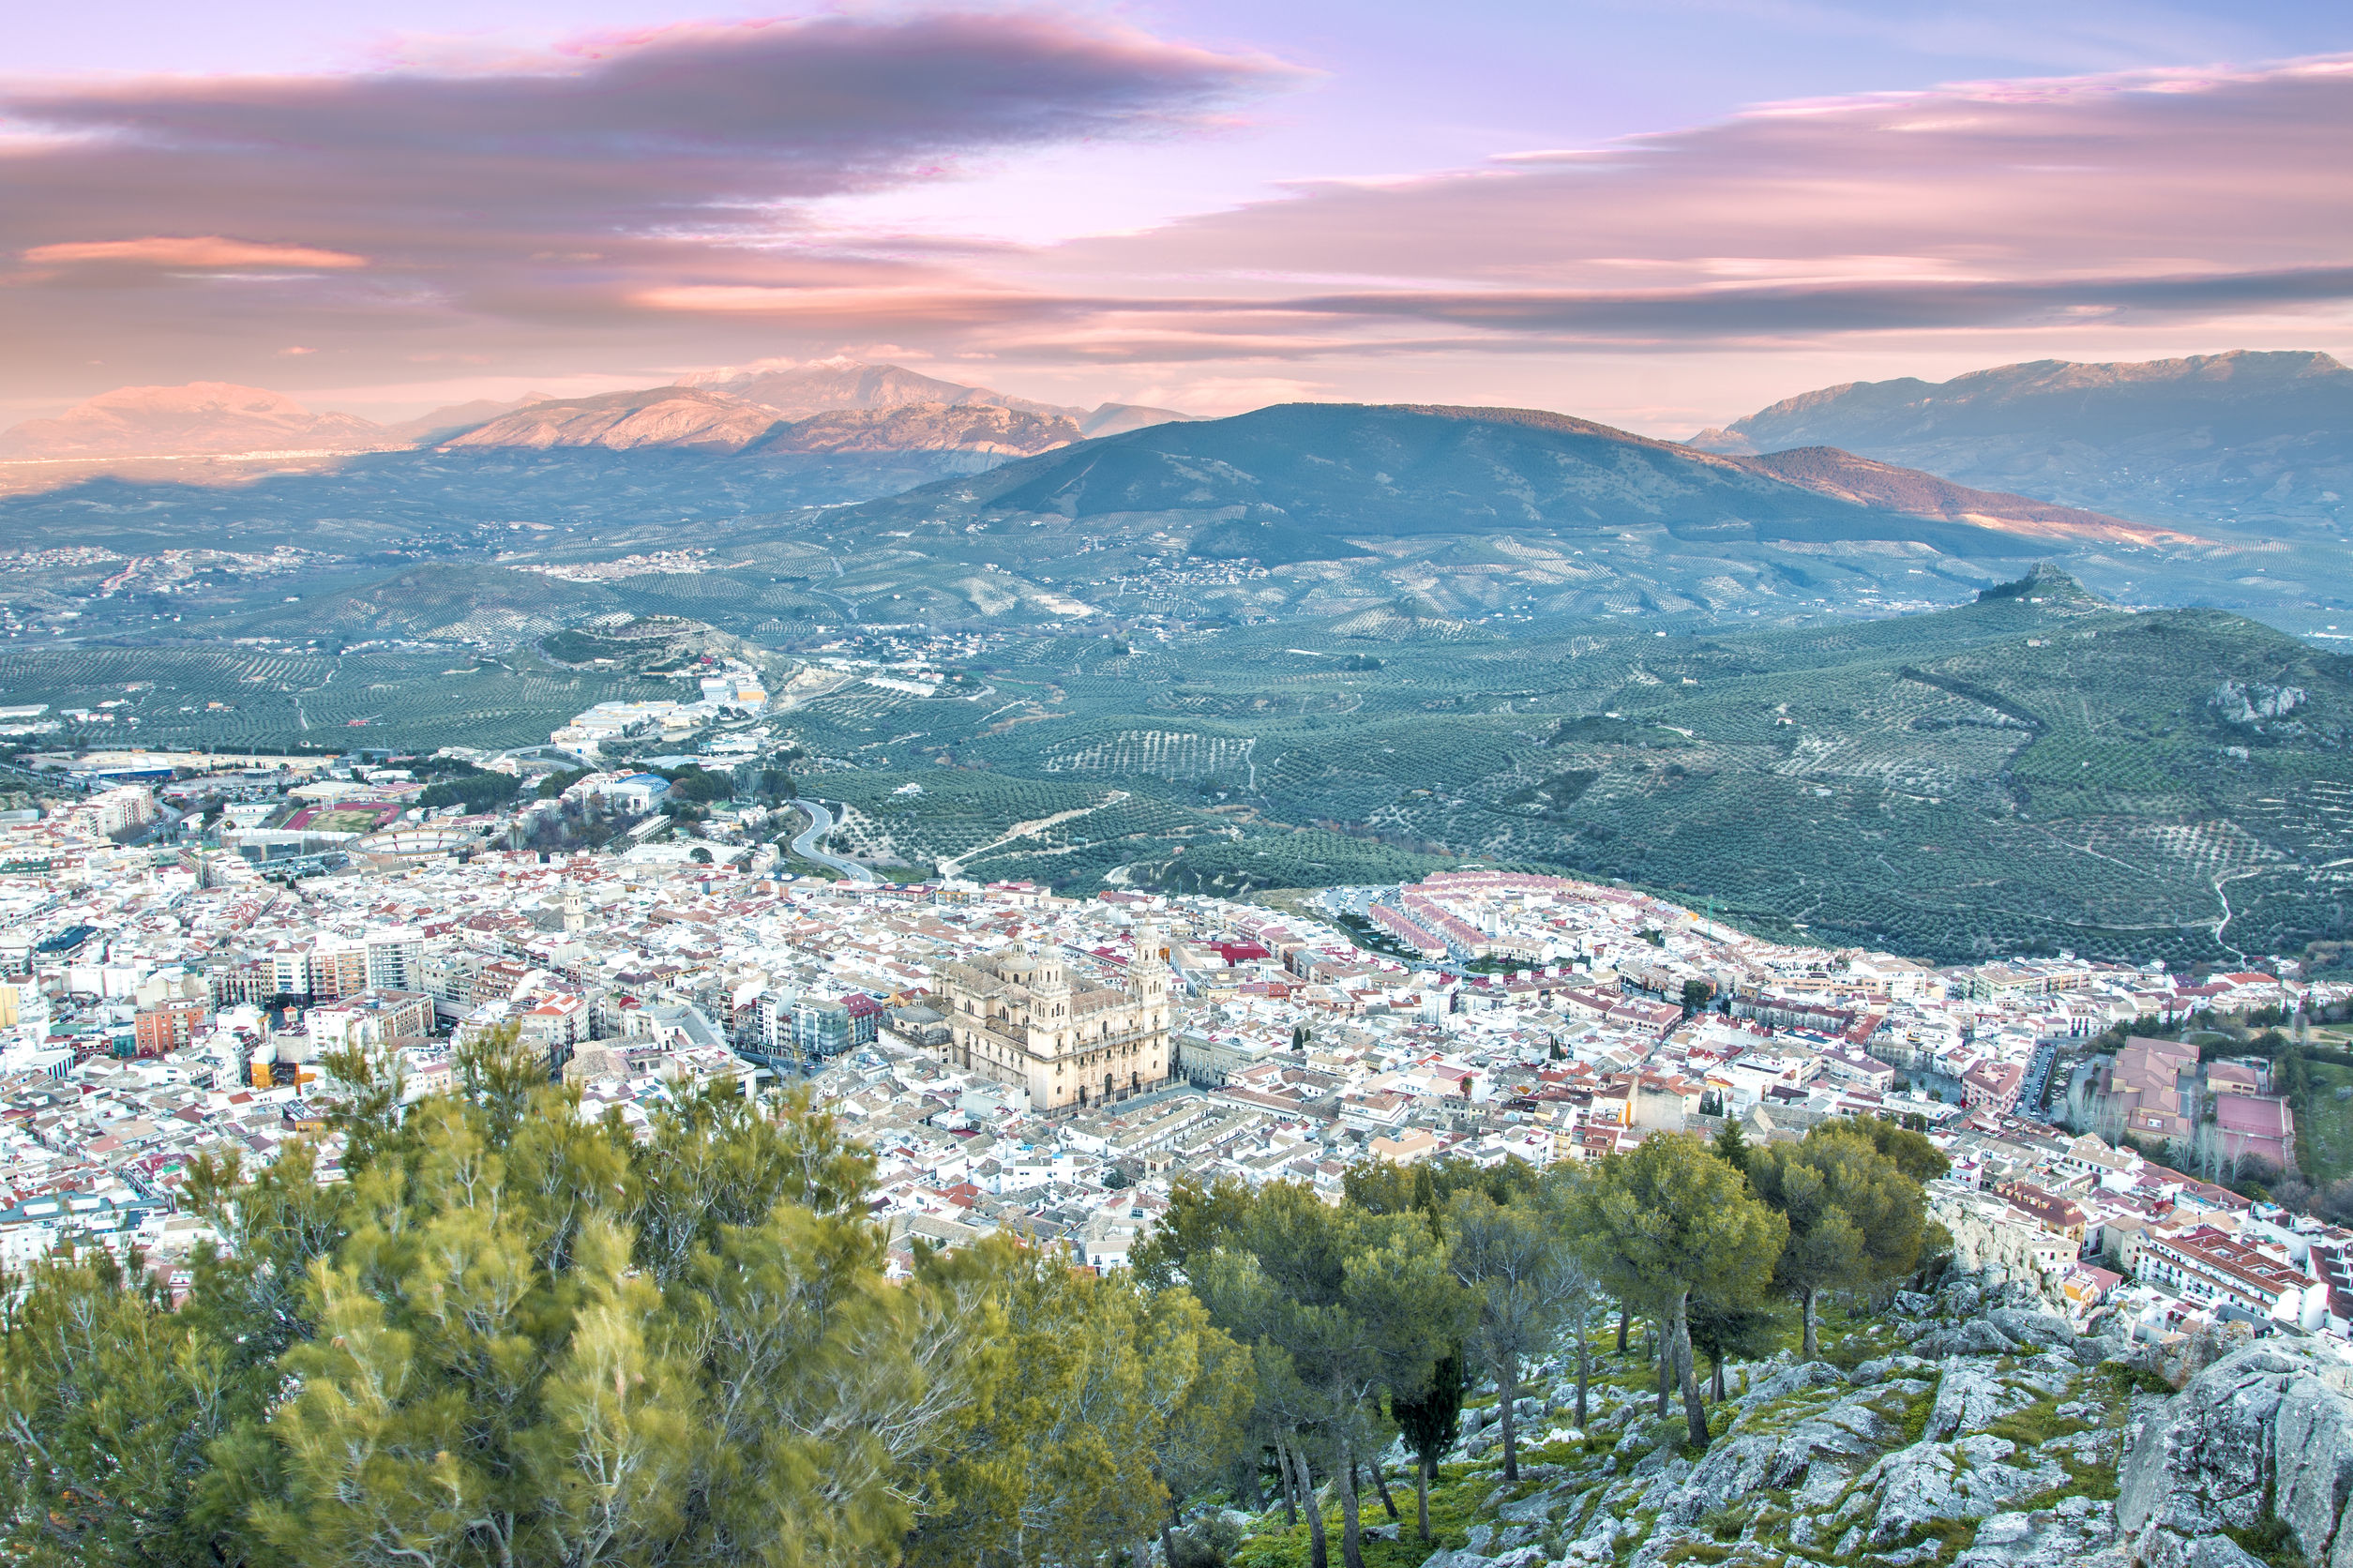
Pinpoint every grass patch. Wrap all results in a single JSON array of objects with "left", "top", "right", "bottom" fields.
[
  {"left": 1983, "top": 1396, "right": 2094, "bottom": 1449},
  {"left": 2225, "top": 1516, "right": 2308, "bottom": 1568},
  {"left": 1894, "top": 1385, "right": 1938, "bottom": 1448},
  {"left": 2098, "top": 1363, "right": 2175, "bottom": 1399},
  {"left": 2223, "top": 1479, "right": 2308, "bottom": 1568},
  {"left": 2300, "top": 1062, "right": 2353, "bottom": 1185},
  {"left": 1229, "top": 1454, "right": 1538, "bottom": 1568},
  {"left": 1697, "top": 1501, "right": 1753, "bottom": 1541},
  {"left": 1868, "top": 1517, "right": 1982, "bottom": 1568}
]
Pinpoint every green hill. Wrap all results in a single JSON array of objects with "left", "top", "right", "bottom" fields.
[{"left": 847, "top": 402, "right": 2128, "bottom": 555}]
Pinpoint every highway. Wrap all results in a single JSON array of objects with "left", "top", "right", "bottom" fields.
[{"left": 788, "top": 799, "right": 880, "bottom": 884}]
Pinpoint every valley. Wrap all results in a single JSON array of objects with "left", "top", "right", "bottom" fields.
[{"left": 5, "top": 366, "right": 2350, "bottom": 972}]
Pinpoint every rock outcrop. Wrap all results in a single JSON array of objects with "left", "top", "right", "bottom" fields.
[
  {"left": 1243, "top": 1277, "right": 2353, "bottom": 1568},
  {"left": 2119, "top": 1339, "right": 2353, "bottom": 1568}
]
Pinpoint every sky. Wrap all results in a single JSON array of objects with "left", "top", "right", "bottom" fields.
[{"left": 3, "top": 0, "right": 2351, "bottom": 433}]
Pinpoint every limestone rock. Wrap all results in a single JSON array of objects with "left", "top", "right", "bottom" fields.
[
  {"left": 1495, "top": 1485, "right": 1572, "bottom": 1525},
  {"left": 2123, "top": 1327, "right": 2231, "bottom": 1391},
  {"left": 1659, "top": 1433, "right": 1782, "bottom": 1525},
  {"left": 1926, "top": 1361, "right": 2035, "bottom": 1440},
  {"left": 1667, "top": 1387, "right": 1901, "bottom": 1526},
  {"left": 1561, "top": 1509, "right": 1626, "bottom": 1564},
  {"left": 2073, "top": 1332, "right": 2131, "bottom": 1368},
  {"left": 1852, "top": 1353, "right": 1940, "bottom": 1386},
  {"left": 1951, "top": 1499, "right": 2127, "bottom": 1568},
  {"left": 1418, "top": 1549, "right": 1493, "bottom": 1568},
  {"left": 1740, "top": 1360, "right": 1847, "bottom": 1407},
  {"left": 1625, "top": 1527, "right": 1709, "bottom": 1568},
  {"left": 2118, "top": 1339, "right": 2353, "bottom": 1568},
  {"left": 1915, "top": 1318, "right": 2020, "bottom": 1358},
  {"left": 1988, "top": 1306, "right": 2076, "bottom": 1351},
  {"left": 2136, "top": 1533, "right": 2273, "bottom": 1568},
  {"left": 1855, "top": 1434, "right": 2065, "bottom": 1545},
  {"left": 2274, "top": 1372, "right": 2353, "bottom": 1568},
  {"left": 2014, "top": 1350, "right": 2085, "bottom": 1398}
]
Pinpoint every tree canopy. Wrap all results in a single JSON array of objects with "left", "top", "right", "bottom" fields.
[
  {"left": 0, "top": 1036, "right": 1251, "bottom": 1568},
  {"left": 1746, "top": 1123, "right": 1932, "bottom": 1357},
  {"left": 1144, "top": 1177, "right": 1468, "bottom": 1568},
  {"left": 2, "top": 1035, "right": 1950, "bottom": 1568},
  {"left": 1444, "top": 1180, "right": 1580, "bottom": 1482},
  {"left": 1569, "top": 1134, "right": 1787, "bottom": 1450}
]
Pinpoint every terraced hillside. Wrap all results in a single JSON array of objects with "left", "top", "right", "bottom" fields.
[
  {"left": 15, "top": 555, "right": 2342, "bottom": 963},
  {"left": 0, "top": 643, "right": 681, "bottom": 753},
  {"left": 768, "top": 570, "right": 2353, "bottom": 964}
]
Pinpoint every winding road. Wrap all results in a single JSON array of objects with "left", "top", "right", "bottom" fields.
[{"left": 789, "top": 799, "right": 880, "bottom": 883}]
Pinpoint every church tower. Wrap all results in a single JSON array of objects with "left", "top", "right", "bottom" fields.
[{"left": 1130, "top": 922, "right": 1169, "bottom": 1016}]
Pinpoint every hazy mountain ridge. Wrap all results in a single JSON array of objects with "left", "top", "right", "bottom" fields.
[
  {"left": 1727, "top": 447, "right": 2201, "bottom": 545},
  {"left": 380, "top": 392, "right": 553, "bottom": 445},
  {"left": 0, "top": 361, "right": 1196, "bottom": 464},
  {"left": 0, "top": 382, "right": 392, "bottom": 460},
  {"left": 751, "top": 403, "right": 1083, "bottom": 457},
  {"left": 1689, "top": 350, "right": 2353, "bottom": 532},
  {"left": 681, "top": 358, "right": 1015, "bottom": 416},
  {"left": 442, "top": 388, "right": 1095, "bottom": 458},
  {"left": 442, "top": 386, "right": 786, "bottom": 453},
  {"left": 685, "top": 357, "right": 1194, "bottom": 435}
]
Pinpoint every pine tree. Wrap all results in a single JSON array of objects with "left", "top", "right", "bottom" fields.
[
  {"left": 1389, "top": 1348, "right": 1466, "bottom": 1542},
  {"left": 906, "top": 1244, "right": 1251, "bottom": 1568},
  {"left": 1569, "top": 1135, "right": 1786, "bottom": 1451},
  {"left": 4, "top": 1035, "right": 1211, "bottom": 1568},
  {"left": 1182, "top": 1182, "right": 1469, "bottom": 1568},
  {"left": 1713, "top": 1118, "right": 1750, "bottom": 1175},
  {"left": 1444, "top": 1187, "right": 1578, "bottom": 1482},
  {"left": 1687, "top": 1296, "right": 1784, "bottom": 1403},
  {"left": 1747, "top": 1123, "right": 1930, "bottom": 1359}
]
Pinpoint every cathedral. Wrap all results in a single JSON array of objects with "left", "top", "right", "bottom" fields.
[{"left": 930, "top": 924, "right": 1174, "bottom": 1111}]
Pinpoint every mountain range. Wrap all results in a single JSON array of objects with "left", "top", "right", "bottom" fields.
[
  {"left": 729, "top": 400, "right": 2247, "bottom": 633},
  {"left": 681, "top": 359, "right": 1185, "bottom": 437},
  {"left": 440, "top": 386, "right": 1093, "bottom": 458},
  {"left": 846, "top": 400, "right": 2172, "bottom": 551},
  {"left": 8, "top": 348, "right": 2349, "bottom": 632},
  {"left": 0, "top": 361, "right": 1191, "bottom": 464},
  {"left": 1688, "top": 349, "right": 2353, "bottom": 534}
]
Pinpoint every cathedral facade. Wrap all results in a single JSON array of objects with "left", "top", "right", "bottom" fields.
[{"left": 930, "top": 925, "right": 1174, "bottom": 1111}]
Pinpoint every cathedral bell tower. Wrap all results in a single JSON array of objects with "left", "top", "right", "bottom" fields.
[{"left": 1129, "top": 922, "right": 1169, "bottom": 1016}]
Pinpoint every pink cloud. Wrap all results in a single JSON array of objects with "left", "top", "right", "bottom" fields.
[
  {"left": 0, "top": 10, "right": 1294, "bottom": 396},
  {"left": 632, "top": 283, "right": 1060, "bottom": 327},
  {"left": 999, "top": 51, "right": 2353, "bottom": 354},
  {"left": 23, "top": 235, "right": 368, "bottom": 269},
  {"left": 2, "top": 33, "right": 2348, "bottom": 416}
]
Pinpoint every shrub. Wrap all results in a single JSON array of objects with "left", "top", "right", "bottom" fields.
[{"left": 1170, "top": 1515, "right": 1248, "bottom": 1568}]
